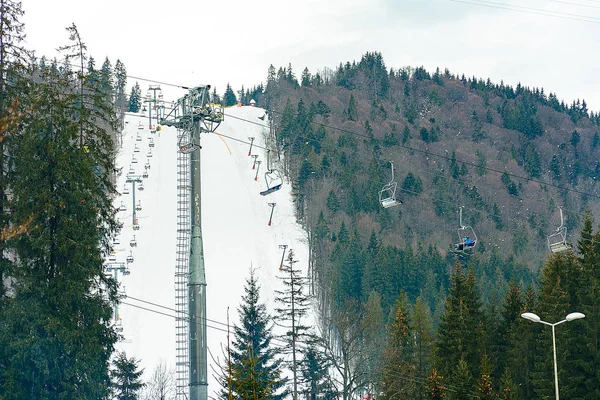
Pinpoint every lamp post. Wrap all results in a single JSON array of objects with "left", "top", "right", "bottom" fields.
[{"left": 521, "top": 311, "right": 585, "bottom": 400}]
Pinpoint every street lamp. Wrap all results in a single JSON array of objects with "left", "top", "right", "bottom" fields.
[{"left": 521, "top": 312, "right": 585, "bottom": 400}]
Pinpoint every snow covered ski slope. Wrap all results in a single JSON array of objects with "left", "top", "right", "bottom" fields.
[{"left": 112, "top": 105, "right": 310, "bottom": 396}]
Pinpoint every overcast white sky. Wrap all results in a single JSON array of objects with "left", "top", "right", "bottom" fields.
[{"left": 22, "top": 0, "right": 600, "bottom": 110}]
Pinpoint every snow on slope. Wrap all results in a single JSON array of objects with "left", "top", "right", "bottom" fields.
[{"left": 112, "top": 106, "right": 310, "bottom": 396}]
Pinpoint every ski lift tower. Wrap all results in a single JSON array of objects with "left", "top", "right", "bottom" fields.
[{"left": 161, "top": 85, "right": 223, "bottom": 400}]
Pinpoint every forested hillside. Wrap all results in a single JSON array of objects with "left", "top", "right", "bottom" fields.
[{"left": 246, "top": 52, "right": 600, "bottom": 398}]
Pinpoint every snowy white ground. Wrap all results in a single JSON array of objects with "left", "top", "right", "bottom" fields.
[{"left": 112, "top": 105, "right": 310, "bottom": 397}]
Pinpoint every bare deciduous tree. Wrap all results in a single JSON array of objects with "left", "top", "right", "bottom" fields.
[{"left": 142, "top": 360, "right": 175, "bottom": 400}]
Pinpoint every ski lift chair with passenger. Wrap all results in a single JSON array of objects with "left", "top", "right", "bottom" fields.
[
  {"left": 145, "top": 161, "right": 151, "bottom": 170},
  {"left": 149, "top": 138, "right": 154, "bottom": 148},
  {"left": 135, "top": 201, "right": 142, "bottom": 211},
  {"left": 126, "top": 251, "right": 134, "bottom": 263},
  {"left": 379, "top": 161, "right": 403, "bottom": 208},
  {"left": 547, "top": 206, "right": 573, "bottom": 253},
  {"left": 260, "top": 150, "right": 283, "bottom": 196},
  {"left": 130, "top": 235, "right": 137, "bottom": 247},
  {"left": 138, "top": 182, "right": 144, "bottom": 191},
  {"left": 142, "top": 171, "right": 149, "bottom": 179},
  {"left": 451, "top": 206, "right": 478, "bottom": 255}
]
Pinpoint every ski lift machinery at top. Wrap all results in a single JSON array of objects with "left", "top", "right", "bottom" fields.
[
  {"left": 260, "top": 150, "right": 283, "bottom": 196},
  {"left": 452, "top": 206, "right": 477, "bottom": 254},
  {"left": 547, "top": 206, "right": 573, "bottom": 253},
  {"left": 379, "top": 161, "right": 402, "bottom": 208}
]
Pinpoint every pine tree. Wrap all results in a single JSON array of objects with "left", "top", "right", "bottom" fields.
[
  {"left": 111, "top": 352, "right": 146, "bottom": 400},
  {"left": 223, "top": 83, "right": 237, "bottom": 107},
  {"left": 378, "top": 292, "right": 415, "bottom": 399},
  {"left": 426, "top": 368, "right": 447, "bottom": 399},
  {"left": 227, "top": 269, "right": 286, "bottom": 399},
  {"left": 0, "top": 28, "right": 120, "bottom": 398},
  {"left": 435, "top": 264, "right": 484, "bottom": 381},
  {"left": 346, "top": 94, "right": 358, "bottom": 121},
  {"left": 301, "top": 67, "right": 311, "bottom": 87},
  {"left": 300, "top": 342, "right": 335, "bottom": 400},
  {"left": 274, "top": 249, "right": 312, "bottom": 400},
  {"left": 100, "top": 57, "right": 113, "bottom": 97},
  {"left": 128, "top": 81, "right": 142, "bottom": 112},
  {"left": 114, "top": 59, "right": 127, "bottom": 109}
]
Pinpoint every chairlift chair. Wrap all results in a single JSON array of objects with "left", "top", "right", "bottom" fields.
[
  {"left": 135, "top": 201, "right": 142, "bottom": 211},
  {"left": 136, "top": 135, "right": 142, "bottom": 142},
  {"left": 547, "top": 207, "right": 573, "bottom": 253},
  {"left": 130, "top": 235, "right": 137, "bottom": 247},
  {"left": 138, "top": 122, "right": 143, "bottom": 130},
  {"left": 149, "top": 139, "right": 154, "bottom": 148},
  {"left": 115, "top": 320, "right": 124, "bottom": 333},
  {"left": 134, "top": 145, "right": 140, "bottom": 153},
  {"left": 122, "top": 266, "right": 131, "bottom": 276},
  {"left": 138, "top": 183, "right": 144, "bottom": 191},
  {"left": 123, "top": 185, "right": 130, "bottom": 195},
  {"left": 112, "top": 237, "right": 120, "bottom": 245},
  {"left": 109, "top": 252, "right": 117, "bottom": 261},
  {"left": 126, "top": 252, "right": 134, "bottom": 263},
  {"left": 145, "top": 162, "right": 151, "bottom": 170},
  {"left": 132, "top": 156, "right": 138, "bottom": 164},
  {"left": 260, "top": 150, "right": 283, "bottom": 196},
  {"left": 452, "top": 207, "right": 477, "bottom": 254},
  {"left": 128, "top": 166, "right": 135, "bottom": 175},
  {"left": 379, "top": 161, "right": 402, "bottom": 208},
  {"left": 133, "top": 223, "right": 140, "bottom": 231},
  {"left": 119, "top": 202, "right": 126, "bottom": 212},
  {"left": 146, "top": 150, "right": 153, "bottom": 158}
]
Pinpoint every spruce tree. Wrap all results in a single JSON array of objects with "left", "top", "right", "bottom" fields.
[
  {"left": 111, "top": 352, "right": 145, "bottom": 400},
  {"left": 129, "top": 81, "right": 141, "bottom": 112},
  {"left": 274, "top": 249, "right": 312, "bottom": 400},
  {"left": 435, "top": 263, "right": 483, "bottom": 381},
  {"left": 227, "top": 269, "right": 286, "bottom": 399},
  {"left": 0, "top": 28, "right": 120, "bottom": 398},
  {"left": 378, "top": 292, "right": 415, "bottom": 399},
  {"left": 223, "top": 83, "right": 237, "bottom": 107},
  {"left": 300, "top": 342, "right": 335, "bottom": 400}
]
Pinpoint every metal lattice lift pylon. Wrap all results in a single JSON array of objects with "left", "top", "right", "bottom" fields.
[{"left": 161, "top": 85, "right": 223, "bottom": 400}]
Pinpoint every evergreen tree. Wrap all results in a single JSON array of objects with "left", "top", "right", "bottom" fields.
[
  {"left": 223, "top": 83, "right": 237, "bottom": 107},
  {"left": 346, "top": 94, "right": 358, "bottom": 121},
  {"left": 301, "top": 67, "right": 311, "bottom": 87},
  {"left": 426, "top": 368, "right": 447, "bottom": 399},
  {"left": 274, "top": 249, "right": 312, "bottom": 400},
  {"left": 100, "top": 56, "right": 113, "bottom": 97},
  {"left": 435, "top": 264, "right": 483, "bottom": 381},
  {"left": 111, "top": 352, "right": 145, "bottom": 400},
  {"left": 0, "top": 27, "right": 120, "bottom": 399},
  {"left": 129, "top": 81, "right": 142, "bottom": 112},
  {"left": 114, "top": 59, "right": 127, "bottom": 111},
  {"left": 378, "top": 292, "right": 415, "bottom": 399},
  {"left": 300, "top": 342, "right": 336, "bottom": 400},
  {"left": 227, "top": 269, "right": 286, "bottom": 399}
]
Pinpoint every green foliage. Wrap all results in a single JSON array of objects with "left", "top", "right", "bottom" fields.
[
  {"left": 0, "top": 24, "right": 120, "bottom": 399},
  {"left": 128, "top": 81, "right": 142, "bottom": 112},
  {"left": 223, "top": 83, "right": 237, "bottom": 106},
  {"left": 435, "top": 264, "right": 483, "bottom": 381},
  {"left": 227, "top": 269, "right": 286, "bottom": 399},
  {"left": 402, "top": 172, "right": 423, "bottom": 194},
  {"left": 500, "top": 96, "right": 543, "bottom": 138},
  {"left": 501, "top": 172, "right": 519, "bottom": 196},
  {"left": 346, "top": 94, "right": 358, "bottom": 121},
  {"left": 111, "top": 352, "right": 145, "bottom": 400}
]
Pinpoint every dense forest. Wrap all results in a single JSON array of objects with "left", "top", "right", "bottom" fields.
[
  {"left": 1, "top": 0, "right": 599, "bottom": 397},
  {"left": 222, "top": 52, "right": 600, "bottom": 398}
]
